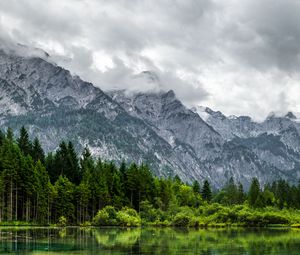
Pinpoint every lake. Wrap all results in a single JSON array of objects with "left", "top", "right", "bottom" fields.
[{"left": 0, "top": 227, "right": 300, "bottom": 254}]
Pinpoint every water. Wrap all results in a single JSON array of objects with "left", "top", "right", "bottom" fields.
[{"left": 0, "top": 227, "right": 300, "bottom": 254}]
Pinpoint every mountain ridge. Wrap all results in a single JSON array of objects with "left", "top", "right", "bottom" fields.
[{"left": 0, "top": 46, "right": 299, "bottom": 188}]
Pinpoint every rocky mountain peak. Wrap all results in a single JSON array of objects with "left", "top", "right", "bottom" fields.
[
  {"left": 0, "top": 48, "right": 300, "bottom": 188},
  {"left": 285, "top": 111, "right": 298, "bottom": 120}
]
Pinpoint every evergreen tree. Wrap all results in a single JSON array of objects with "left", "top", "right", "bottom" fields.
[
  {"left": 236, "top": 182, "right": 245, "bottom": 204},
  {"left": 31, "top": 137, "right": 45, "bottom": 163},
  {"left": 0, "top": 130, "right": 4, "bottom": 146},
  {"left": 76, "top": 182, "right": 91, "bottom": 223},
  {"left": 0, "top": 138, "right": 23, "bottom": 221},
  {"left": 173, "top": 175, "right": 182, "bottom": 184},
  {"left": 248, "top": 178, "right": 261, "bottom": 207},
  {"left": 125, "top": 163, "right": 139, "bottom": 209},
  {"left": 67, "top": 141, "right": 81, "bottom": 184},
  {"left": 0, "top": 126, "right": 300, "bottom": 226},
  {"left": 276, "top": 179, "right": 290, "bottom": 209},
  {"left": 35, "top": 160, "right": 51, "bottom": 223},
  {"left": 53, "top": 176, "right": 75, "bottom": 223},
  {"left": 6, "top": 128, "right": 14, "bottom": 143},
  {"left": 45, "top": 152, "right": 56, "bottom": 183},
  {"left": 52, "top": 141, "right": 80, "bottom": 184},
  {"left": 201, "top": 180, "right": 212, "bottom": 202},
  {"left": 159, "top": 179, "right": 173, "bottom": 211},
  {"left": 17, "top": 126, "right": 32, "bottom": 156},
  {"left": 192, "top": 180, "right": 201, "bottom": 194},
  {"left": 224, "top": 177, "right": 238, "bottom": 205}
]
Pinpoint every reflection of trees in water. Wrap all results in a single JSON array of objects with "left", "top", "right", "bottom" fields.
[
  {"left": 92, "top": 228, "right": 141, "bottom": 248},
  {"left": 0, "top": 227, "right": 299, "bottom": 254}
]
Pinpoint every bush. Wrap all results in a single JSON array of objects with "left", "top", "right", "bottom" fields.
[
  {"left": 93, "top": 206, "right": 118, "bottom": 226},
  {"left": 58, "top": 216, "right": 67, "bottom": 227},
  {"left": 116, "top": 207, "right": 141, "bottom": 227},
  {"left": 263, "top": 213, "right": 289, "bottom": 225},
  {"left": 172, "top": 212, "right": 191, "bottom": 227},
  {"left": 203, "top": 203, "right": 223, "bottom": 216},
  {"left": 140, "top": 200, "right": 163, "bottom": 223},
  {"left": 80, "top": 221, "right": 91, "bottom": 227}
]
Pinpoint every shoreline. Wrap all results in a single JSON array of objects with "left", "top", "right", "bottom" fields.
[{"left": 0, "top": 223, "right": 299, "bottom": 229}]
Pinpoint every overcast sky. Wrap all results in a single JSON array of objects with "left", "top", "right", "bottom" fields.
[{"left": 0, "top": 0, "right": 300, "bottom": 120}]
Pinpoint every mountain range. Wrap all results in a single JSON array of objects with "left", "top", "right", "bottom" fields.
[{"left": 0, "top": 46, "right": 299, "bottom": 188}]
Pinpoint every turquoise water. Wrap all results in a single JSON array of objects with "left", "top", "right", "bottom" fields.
[{"left": 1, "top": 227, "right": 300, "bottom": 254}]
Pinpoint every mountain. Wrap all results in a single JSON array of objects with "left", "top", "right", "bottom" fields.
[
  {"left": 109, "top": 89, "right": 300, "bottom": 188},
  {"left": 191, "top": 106, "right": 300, "bottom": 182},
  {"left": 0, "top": 46, "right": 300, "bottom": 188}
]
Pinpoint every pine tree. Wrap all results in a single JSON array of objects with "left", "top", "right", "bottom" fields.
[
  {"left": 76, "top": 182, "right": 91, "bottom": 224},
  {"left": 125, "top": 163, "right": 138, "bottom": 208},
  {"left": 52, "top": 141, "right": 80, "bottom": 184},
  {"left": 0, "top": 138, "right": 23, "bottom": 221},
  {"left": 192, "top": 180, "right": 201, "bottom": 194},
  {"left": 224, "top": 177, "right": 238, "bottom": 205},
  {"left": 6, "top": 128, "right": 14, "bottom": 143},
  {"left": 159, "top": 179, "right": 173, "bottom": 211},
  {"left": 53, "top": 176, "right": 75, "bottom": 223},
  {"left": 248, "top": 178, "right": 261, "bottom": 207},
  {"left": 35, "top": 160, "right": 51, "bottom": 223},
  {"left": 45, "top": 152, "right": 56, "bottom": 183},
  {"left": 0, "top": 130, "right": 4, "bottom": 146},
  {"left": 201, "top": 180, "right": 212, "bottom": 202},
  {"left": 20, "top": 155, "right": 38, "bottom": 222},
  {"left": 67, "top": 141, "right": 80, "bottom": 184},
  {"left": 31, "top": 137, "right": 45, "bottom": 163},
  {"left": 17, "top": 126, "right": 32, "bottom": 156},
  {"left": 236, "top": 182, "right": 245, "bottom": 204}
]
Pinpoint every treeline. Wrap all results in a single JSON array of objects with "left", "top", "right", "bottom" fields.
[{"left": 0, "top": 127, "right": 300, "bottom": 226}]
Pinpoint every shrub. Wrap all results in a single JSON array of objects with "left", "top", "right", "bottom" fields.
[
  {"left": 140, "top": 200, "right": 163, "bottom": 223},
  {"left": 203, "top": 203, "right": 223, "bottom": 216},
  {"left": 93, "top": 206, "right": 118, "bottom": 226},
  {"left": 116, "top": 207, "right": 141, "bottom": 227},
  {"left": 58, "top": 216, "right": 67, "bottom": 227},
  {"left": 80, "top": 221, "right": 91, "bottom": 227},
  {"left": 172, "top": 212, "right": 191, "bottom": 227},
  {"left": 263, "top": 213, "right": 289, "bottom": 225}
]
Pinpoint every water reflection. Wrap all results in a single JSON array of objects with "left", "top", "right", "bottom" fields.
[{"left": 0, "top": 227, "right": 299, "bottom": 254}]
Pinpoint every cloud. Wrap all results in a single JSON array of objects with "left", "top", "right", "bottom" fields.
[{"left": 0, "top": 0, "right": 299, "bottom": 120}]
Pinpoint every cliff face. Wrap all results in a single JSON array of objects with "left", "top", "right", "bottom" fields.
[{"left": 1, "top": 48, "right": 300, "bottom": 188}]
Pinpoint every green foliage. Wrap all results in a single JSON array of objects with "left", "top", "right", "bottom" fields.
[
  {"left": 140, "top": 200, "right": 164, "bottom": 223},
  {"left": 58, "top": 216, "right": 67, "bottom": 227},
  {"left": 172, "top": 212, "right": 192, "bottom": 227},
  {"left": 93, "top": 206, "right": 118, "bottom": 226},
  {"left": 116, "top": 207, "right": 141, "bottom": 227},
  {"left": 53, "top": 176, "right": 75, "bottom": 223},
  {"left": 17, "top": 126, "right": 32, "bottom": 156},
  {"left": 248, "top": 178, "right": 261, "bottom": 207},
  {"left": 31, "top": 137, "right": 45, "bottom": 163},
  {"left": 93, "top": 206, "right": 141, "bottom": 227},
  {"left": 192, "top": 180, "right": 201, "bottom": 194},
  {"left": 201, "top": 180, "right": 212, "bottom": 202},
  {"left": 0, "top": 126, "right": 299, "bottom": 227}
]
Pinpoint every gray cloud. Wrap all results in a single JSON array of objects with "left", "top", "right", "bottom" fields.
[
  {"left": 0, "top": 0, "right": 299, "bottom": 120},
  {"left": 221, "top": 0, "right": 300, "bottom": 72}
]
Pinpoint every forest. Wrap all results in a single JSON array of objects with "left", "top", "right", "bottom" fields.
[{"left": 1, "top": 126, "right": 300, "bottom": 227}]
